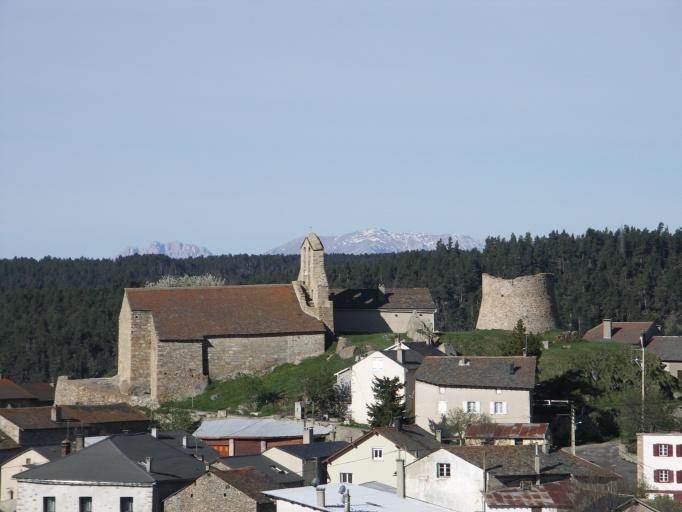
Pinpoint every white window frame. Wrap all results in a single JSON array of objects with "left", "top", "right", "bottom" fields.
[
  {"left": 659, "top": 445, "right": 670, "bottom": 456},
  {"left": 438, "top": 401, "right": 448, "bottom": 415},
  {"left": 340, "top": 472, "right": 353, "bottom": 483},
  {"left": 466, "top": 401, "right": 478, "bottom": 413},
  {"left": 439, "top": 387, "right": 446, "bottom": 394},
  {"left": 436, "top": 463, "right": 451, "bottom": 478},
  {"left": 372, "top": 448, "right": 383, "bottom": 461},
  {"left": 660, "top": 469, "right": 670, "bottom": 483}
]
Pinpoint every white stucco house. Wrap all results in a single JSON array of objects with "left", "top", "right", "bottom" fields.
[
  {"left": 413, "top": 356, "right": 536, "bottom": 432},
  {"left": 325, "top": 424, "right": 441, "bottom": 488},
  {"left": 637, "top": 432, "right": 682, "bottom": 501},
  {"left": 335, "top": 341, "right": 445, "bottom": 425},
  {"left": 405, "top": 445, "right": 620, "bottom": 512}
]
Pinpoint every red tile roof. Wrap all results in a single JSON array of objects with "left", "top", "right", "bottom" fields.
[
  {"left": 125, "top": 285, "right": 325, "bottom": 340},
  {"left": 0, "top": 379, "right": 35, "bottom": 400},
  {"left": 465, "top": 423, "right": 549, "bottom": 440},
  {"left": 583, "top": 321, "right": 656, "bottom": 344}
]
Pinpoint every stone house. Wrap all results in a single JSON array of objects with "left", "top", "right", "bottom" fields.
[
  {"left": 645, "top": 336, "right": 682, "bottom": 379},
  {"left": 193, "top": 418, "right": 332, "bottom": 458},
  {"left": 14, "top": 433, "right": 205, "bottom": 512},
  {"left": 331, "top": 287, "right": 436, "bottom": 334},
  {"left": 335, "top": 342, "right": 445, "bottom": 425},
  {"left": 263, "top": 440, "right": 349, "bottom": 485},
  {"left": 413, "top": 356, "right": 536, "bottom": 432},
  {"left": 325, "top": 424, "right": 441, "bottom": 487},
  {"left": 164, "top": 467, "right": 280, "bottom": 512},
  {"left": 464, "top": 422, "right": 551, "bottom": 449},
  {"left": 0, "top": 404, "right": 149, "bottom": 447},
  {"left": 405, "top": 445, "right": 620, "bottom": 512}
]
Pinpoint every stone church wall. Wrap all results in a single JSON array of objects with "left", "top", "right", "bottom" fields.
[
  {"left": 476, "top": 273, "right": 558, "bottom": 333},
  {"left": 117, "top": 296, "right": 154, "bottom": 394},
  {"left": 152, "top": 341, "right": 207, "bottom": 403},
  {"left": 206, "top": 333, "right": 325, "bottom": 381}
]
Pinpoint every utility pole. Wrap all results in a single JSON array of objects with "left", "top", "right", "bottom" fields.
[
  {"left": 570, "top": 402, "right": 576, "bottom": 455},
  {"left": 640, "top": 334, "right": 645, "bottom": 431}
]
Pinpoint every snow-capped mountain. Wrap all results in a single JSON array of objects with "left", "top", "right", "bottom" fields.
[
  {"left": 266, "top": 228, "right": 484, "bottom": 255},
  {"left": 118, "top": 241, "right": 213, "bottom": 259}
]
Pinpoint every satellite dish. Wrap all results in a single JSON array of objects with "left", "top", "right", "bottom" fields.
[
  {"left": 311, "top": 478, "right": 320, "bottom": 487},
  {"left": 338, "top": 484, "right": 347, "bottom": 495}
]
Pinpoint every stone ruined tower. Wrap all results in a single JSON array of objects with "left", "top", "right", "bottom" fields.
[
  {"left": 292, "top": 233, "right": 335, "bottom": 333},
  {"left": 476, "top": 273, "right": 559, "bottom": 334}
]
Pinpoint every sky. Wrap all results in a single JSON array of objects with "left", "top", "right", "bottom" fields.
[{"left": 1, "top": 0, "right": 680, "bottom": 258}]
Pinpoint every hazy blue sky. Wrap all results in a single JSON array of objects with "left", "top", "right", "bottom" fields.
[{"left": 1, "top": 0, "right": 680, "bottom": 258}]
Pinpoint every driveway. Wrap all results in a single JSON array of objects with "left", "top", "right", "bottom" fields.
[{"left": 575, "top": 440, "right": 637, "bottom": 490}]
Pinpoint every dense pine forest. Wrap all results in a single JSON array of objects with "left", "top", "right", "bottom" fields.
[{"left": 1, "top": 225, "right": 680, "bottom": 383}]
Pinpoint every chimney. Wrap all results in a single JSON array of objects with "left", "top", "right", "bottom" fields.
[
  {"left": 294, "top": 401, "right": 305, "bottom": 420},
  {"left": 144, "top": 456, "right": 153, "bottom": 473},
  {"left": 75, "top": 434, "right": 84, "bottom": 452},
  {"left": 534, "top": 444, "right": 541, "bottom": 484},
  {"left": 603, "top": 319, "right": 612, "bottom": 340},
  {"left": 151, "top": 427, "right": 158, "bottom": 438},
  {"left": 396, "top": 459, "right": 406, "bottom": 499},
  {"left": 378, "top": 283, "right": 386, "bottom": 295},
  {"left": 315, "top": 486, "right": 326, "bottom": 507},
  {"left": 182, "top": 435, "right": 188, "bottom": 448},
  {"left": 435, "top": 429, "right": 442, "bottom": 443},
  {"left": 303, "top": 427, "right": 314, "bottom": 445},
  {"left": 51, "top": 405, "right": 61, "bottom": 423},
  {"left": 60, "top": 438, "right": 70, "bottom": 457},
  {"left": 396, "top": 348, "right": 404, "bottom": 365}
]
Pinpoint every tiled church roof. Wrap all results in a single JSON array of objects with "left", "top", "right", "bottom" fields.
[{"left": 126, "top": 284, "right": 325, "bottom": 340}]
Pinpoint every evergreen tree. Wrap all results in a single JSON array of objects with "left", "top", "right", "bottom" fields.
[
  {"left": 366, "top": 377, "right": 407, "bottom": 428},
  {"left": 502, "top": 319, "right": 542, "bottom": 356}
]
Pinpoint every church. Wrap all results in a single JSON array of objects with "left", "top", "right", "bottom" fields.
[{"left": 55, "top": 233, "right": 435, "bottom": 405}]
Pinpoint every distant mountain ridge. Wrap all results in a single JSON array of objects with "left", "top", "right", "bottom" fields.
[
  {"left": 118, "top": 241, "right": 213, "bottom": 259},
  {"left": 266, "top": 228, "right": 484, "bottom": 255}
]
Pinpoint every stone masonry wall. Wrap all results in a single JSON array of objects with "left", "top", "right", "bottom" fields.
[
  {"left": 117, "top": 295, "right": 154, "bottom": 394},
  {"left": 207, "top": 333, "right": 325, "bottom": 381},
  {"left": 476, "top": 273, "right": 558, "bottom": 333},
  {"left": 164, "top": 471, "right": 273, "bottom": 512},
  {"left": 152, "top": 341, "right": 207, "bottom": 403},
  {"left": 16, "top": 481, "right": 153, "bottom": 512}
]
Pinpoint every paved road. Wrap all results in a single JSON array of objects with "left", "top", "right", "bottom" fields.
[{"left": 575, "top": 440, "right": 636, "bottom": 490}]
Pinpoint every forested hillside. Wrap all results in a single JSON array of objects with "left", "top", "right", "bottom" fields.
[{"left": 1, "top": 225, "right": 680, "bottom": 382}]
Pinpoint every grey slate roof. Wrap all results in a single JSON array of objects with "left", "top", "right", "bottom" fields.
[
  {"left": 16, "top": 433, "right": 205, "bottom": 484},
  {"left": 646, "top": 336, "right": 682, "bottom": 362},
  {"left": 415, "top": 356, "right": 536, "bottom": 390},
  {"left": 194, "top": 418, "right": 332, "bottom": 440},
  {"left": 274, "top": 441, "right": 349, "bottom": 460},
  {"left": 153, "top": 430, "right": 220, "bottom": 463},
  {"left": 219, "top": 454, "right": 304, "bottom": 486},
  {"left": 383, "top": 342, "right": 446, "bottom": 368},
  {"left": 327, "top": 424, "right": 440, "bottom": 462},
  {"left": 446, "top": 445, "right": 619, "bottom": 480}
]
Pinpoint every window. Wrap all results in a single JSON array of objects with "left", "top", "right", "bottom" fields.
[
  {"left": 372, "top": 448, "right": 383, "bottom": 460},
  {"left": 120, "top": 497, "right": 134, "bottom": 512},
  {"left": 660, "top": 445, "right": 670, "bottom": 456},
  {"left": 372, "top": 359, "right": 384, "bottom": 370},
  {"left": 438, "top": 401, "right": 448, "bottom": 415},
  {"left": 493, "top": 402, "right": 505, "bottom": 414},
  {"left": 8, "top": 490, "right": 13, "bottom": 500},
  {"left": 25, "top": 458, "right": 31, "bottom": 464},
  {"left": 439, "top": 387, "right": 446, "bottom": 394},
  {"left": 340, "top": 472, "right": 353, "bottom": 483},
  {"left": 79, "top": 497, "right": 92, "bottom": 512},
  {"left": 496, "top": 389, "right": 503, "bottom": 395},
  {"left": 437, "top": 463, "right": 451, "bottom": 477},
  {"left": 43, "top": 497, "right": 56, "bottom": 512},
  {"left": 466, "top": 401, "right": 478, "bottom": 413},
  {"left": 659, "top": 470, "right": 671, "bottom": 483}
]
